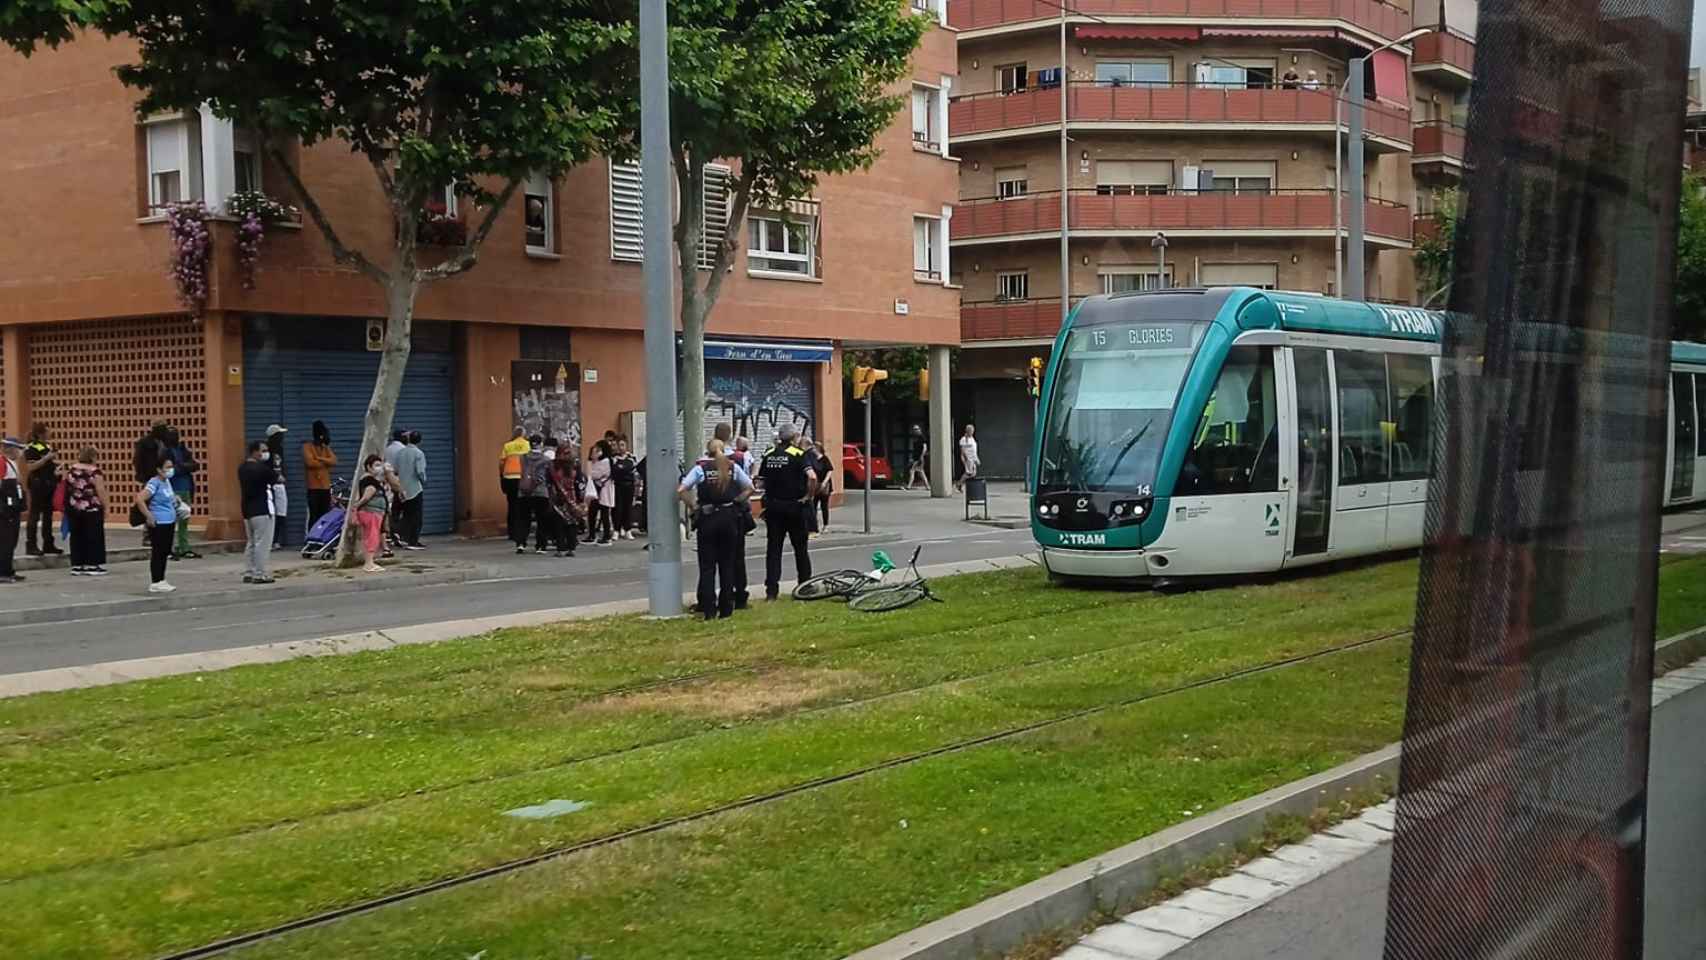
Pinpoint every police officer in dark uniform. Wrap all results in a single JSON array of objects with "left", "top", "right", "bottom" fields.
[
  {"left": 756, "top": 423, "right": 818, "bottom": 601},
  {"left": 677, "top": 438, "right": 753, "bottom": 620}
]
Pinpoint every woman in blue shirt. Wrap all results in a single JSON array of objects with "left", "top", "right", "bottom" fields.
[{"left": 133, "top": 457, "right": 180, "bottom": 593}]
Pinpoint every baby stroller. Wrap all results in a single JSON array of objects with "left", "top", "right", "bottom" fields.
[{"left": 301, "top": 477, "right": 351, "bottom": 560}]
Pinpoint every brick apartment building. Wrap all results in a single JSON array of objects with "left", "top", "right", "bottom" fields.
[
  {"left": 0, "top": 9, "right": 961, "bottom": 541},
  {"left": 944, "top": 0, "right": 1473, "bottom": 476}
]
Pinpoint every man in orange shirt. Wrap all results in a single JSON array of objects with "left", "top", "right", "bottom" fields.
[{"left": 500, "top": 427, "right": 531, "bottom": 541}]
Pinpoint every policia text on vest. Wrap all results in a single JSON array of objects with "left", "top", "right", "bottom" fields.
[{"left": 756, "top": 425, "right": 819, "bottom": 601}]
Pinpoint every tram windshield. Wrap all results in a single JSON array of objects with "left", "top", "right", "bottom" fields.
[{"left": 1039, "top": 321, "right": 1208, "bottom": 494}]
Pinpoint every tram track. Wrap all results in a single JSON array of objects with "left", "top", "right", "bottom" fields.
[
  {"left": 147, "top": 626, "right": 1413, "bottom": 960},
  {"left": 11, "top": 597, "right": 1357, "bottom": 881}
]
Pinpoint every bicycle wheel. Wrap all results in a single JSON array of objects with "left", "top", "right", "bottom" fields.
[
  {"left": 848, "top": 582, "right": 928, "bottom": 613},
  {"left": 793, "top": 570, "right": 867, "bottom": 601}
]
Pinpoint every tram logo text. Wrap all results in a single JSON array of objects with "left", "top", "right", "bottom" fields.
[
  {"left": 1058, "top": 532, "right": 1107, "bottom": 546},
  {"left": 1377, "top": 307, "right": 1438, "bottom": 336}
]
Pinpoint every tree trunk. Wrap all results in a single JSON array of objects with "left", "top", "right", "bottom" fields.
[
  {"left": 676, "top": 155, "right": 707, "bottom": 459},
  {"left": 334, "top": 255, "right": 418, "bottom": 566}
]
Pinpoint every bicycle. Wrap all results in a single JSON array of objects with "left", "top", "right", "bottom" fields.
[
  {"left": 847, "top": 546, "right": 943, "bottom": 613},
  {"left": 792, "top": 550, "right": 896, "bottom": 601}
]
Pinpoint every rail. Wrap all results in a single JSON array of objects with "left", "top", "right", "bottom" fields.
[
  {"left": 1411, "top": 28, "right": 1476, "bottom": 76},
  {"left": 950, "top": 81, "right": 1411, "bottom": 143},
  {"left": 946, "top": 0, "right": 1413, "bottom": 42},
  {"left": 952, "top": 188, "right": 1413, "bottom": 242},
  {"left": 1412, "top": 118, "right": 1467, "bottom": 161},
  {"left": 962, "top": 298, "right": 1076, "bottom": 340}
]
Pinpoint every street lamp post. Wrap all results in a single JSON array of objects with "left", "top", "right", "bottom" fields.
[
  {"left": 1334, "top": 28, "right": 1428, "bottom": 301},
  {"left": 1152, "top": 232, "right": 1169, "bottom": 289},
  {"left": 1058, "top": 2, "right": 1070, "bottom": 329},
  {"left": 639, "top": 0, "right": 682, "bottom": 617}
]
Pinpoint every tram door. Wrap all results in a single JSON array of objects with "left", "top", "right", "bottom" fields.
[
  {"left": 1288, "top": 348, "right": 1333, "bottom": 558},
  {"left": 1672, "top": 372, "right": 1697, "bottom": 503},
  {"left": 1330, "top": 349, "right": 1393, "bottom": 556}
]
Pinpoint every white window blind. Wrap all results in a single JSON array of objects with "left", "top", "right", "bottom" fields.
[
  {"left": 912, "top": 85, "right": 940, "bottom": 150},
  {"left": 609, "top": 159, "right": 644, "bottom": 262},
  {"left": 700, "top": 163, "right": 731, "bottom": 269},
  {"left": 1096, "top": 160, "right": 1173, "bottom": 196},
  {"left": 524, "top": 171, "right": 553, "bottom": 252},
  {"left": 1203, "top": 160, "right": 1277, "bottom": 180},
  {"left": 145, "top": 117, "right": 201, "bottom": 209},
  {"left": 913, "top": 216, "right": 939, "bottom": 279},
  {"left": 232, "top": 127, "right": 260, "bottom": 194},
  {"left": 1200, "top": 263, "right": 1280, "bottom": 289}
]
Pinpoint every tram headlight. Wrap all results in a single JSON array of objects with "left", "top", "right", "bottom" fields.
[
  {"left": 1132, "top": 501, "right": 1147, "bottom": 519},
  {"left": 1111, "top": 503, "right": 1125, "bottom": 517}
]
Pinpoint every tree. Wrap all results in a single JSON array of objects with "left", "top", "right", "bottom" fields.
[
  {"left": 1414, "top": 187, "right": 1458, "bottom": 309},
  {"left": 628, "top": 0, "right": 927, "bottom": 451},
  {"left": 7, "top": 0, "right": 624, "bottom": 562},
  {"left": 1675, "top": 174, "right": 1706, "bottom": 342}
]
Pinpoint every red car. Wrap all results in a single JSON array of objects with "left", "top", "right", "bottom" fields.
[{"left": 843, "top": 442, "right": 892, "bottom": 488}]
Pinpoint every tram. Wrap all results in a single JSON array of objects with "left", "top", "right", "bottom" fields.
[{"left": 1031, "top": 287, "right": 1706, "bottom": 584}]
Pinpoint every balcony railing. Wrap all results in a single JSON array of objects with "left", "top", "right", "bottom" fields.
[
  {"left": 1413, "top": 212, "right": 1442, "bottom": 242},
  {"left": 953, "top": 188, "right": 1412, "bottom": 243},
  {"left": 1412, "top": 119, "right": 1467, "bottom": 163},
  {"left": 962, "top": 298, "right": 1073, "bottom": 341},
  {"left": 946, "top": 0, "right": 1412, "bottom": 42},
  {"left": 949, "top": 82, "right": 1411, "bottom": 145},
  {"left": 1412, "top": 29, "right": 1476, "bottom": 78}
]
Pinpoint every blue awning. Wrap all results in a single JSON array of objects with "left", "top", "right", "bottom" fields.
[{"left": 702, "top": 338, "right": 833, "bottom": 363}]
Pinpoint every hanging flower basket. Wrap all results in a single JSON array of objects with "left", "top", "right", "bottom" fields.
[
  {"left": 223, "top": 190, "right": 300, "bottom": 290},
  {"left": 164, "top": 201, "right": 212, "bottom": 315},
  {"left": 416, "top": 201, "right": 469, "bottom": 246}
]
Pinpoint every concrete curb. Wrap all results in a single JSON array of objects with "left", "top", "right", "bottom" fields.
[
  {"left": 0, "top": 552, "right": 1041, "bottom": 698},
  {"left": 0, "top": 562, "right": 485, "bottom": 629},
  {"left": 14, "top": 539, "right": 246, "bottom": 572},
  {"left": 843, "top": 745, "right": 1400, "bottom": 960}
]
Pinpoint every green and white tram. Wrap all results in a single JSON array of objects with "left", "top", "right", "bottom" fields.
[{"left": 1031, "top": 287, "right": 1706, "bottom": 584}]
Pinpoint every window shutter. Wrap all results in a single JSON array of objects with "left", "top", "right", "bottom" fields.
[
  {"left": 699, "top": 163, "right": 731, "bottom": 269},
  {"left": 1096, "top": 160, "right": 1172, "bottom": 186},
  {"left": 1201, "top": 160, "right": 1277, "bottom": 180},
  {"left": 608, "top": 159, "right": 644, "bottom": 262},
  {"left": 1200, "top": 263, "right": 1280, "bottom": 288}
]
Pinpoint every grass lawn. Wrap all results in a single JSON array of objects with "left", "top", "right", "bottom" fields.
[{"left": 2, "top": 554, "right": 1703, "bottom": 959}]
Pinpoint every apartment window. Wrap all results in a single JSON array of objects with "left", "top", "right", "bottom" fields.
[
  {"left": 1099, "top": 266, "right": 1172, "bottom": 293},
  {"left": 749, "top": 203, "right": 818, "bottom": 278},
  {"left": 1200, "top": 263, "right": 1280, "bottom": 290},
  {"left": 998, "top": 63, "right": 1028, "bottom": 95},
  {"left": 524, "top": 171, "right": 554, "bottom": 252},
  {"left": 913, "top": 215, "right": 940, "bottom": 280},
  {"left": 144, "top": 115, "right": 201, "bottom": 210},
  {"left": 1194, "top": 61, "right": 1275, "bottom": 89},
  {"left": 1096, "top": 160, "right": 1172, "bottom": 196},
  {"left": 232, "top": 127, "right": 261, "bottom": 194},
  {"left": 996, "top": 166, "right": 1029, "bottom": 199},
  {"left": 1206, "top": 160, "right": 1276, "bottom": 195},
  {"left": 1095, "top": 60, "right": 1170, "bottom": 87},
  {"left": 910, "top": 0, "right": 936, "bottom": 12},
  {"left": 700, "top": 163, "right": 732, "bottom": 269},
  {"left": 912, "top": 84, "right": 941, "bottom": 151},
  {"left": 609, "top": 158, "right": 644, "bottom": 261},
  {"left": 995, "top": 271, "right": 1030, "bottom": 302}
]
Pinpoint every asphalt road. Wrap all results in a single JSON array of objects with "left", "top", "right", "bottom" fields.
[{"left": 0, "top": 527, "right": 1036, "bottom": 674}]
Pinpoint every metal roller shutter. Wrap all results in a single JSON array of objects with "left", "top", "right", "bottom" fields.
[{"left": 244, "top": 323, "right": 458, "bottom": 543}]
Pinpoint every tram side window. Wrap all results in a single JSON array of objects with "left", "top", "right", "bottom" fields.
[
  {"left": 1388, "top": 354, "right": 1433, "bottom": 481},
  {"left": 1178, "top": 346, "right": 1279, "bottom": 495},
  {"left": 1335, "top": 351, "right": 1390, "bottom": 485}
]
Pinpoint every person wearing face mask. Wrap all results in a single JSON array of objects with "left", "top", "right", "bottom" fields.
[
  {"left": 238, "top": 440, "right": 276, "bottom": 584},
  {"left": 521, "top": 436, "right": 556, "bottom": 554},
  {"left": 136, "top": 456, "right": 180, "bottom": 592},
  {"left": 351, "top": 454, "right": 390, "bottom": 574},
  {"left": 264, "top": 425, "right": 289, "bottom": 549}
]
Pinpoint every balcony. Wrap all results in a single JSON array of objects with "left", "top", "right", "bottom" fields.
[
  {"left": 952, "top": 188, "right": 1412, "bottom": 245},
  {"left": 946, "top": 0, "right": 1412, "bottom": 43},
  {"left": 962, "top": 298, "right": 1071, "bottom": 341},
  {"left": 1413, "top": 212, "right": 1442, "bottom": 242},
  {"left": 949, "top": 82, "right": 1412, "bottom": 150},
  {"left": 1411, "top": 29, "right": 1475, "bottom": 87},
  {"left": 1411, "top": 119, "right": 1467, "bottom": 178}
]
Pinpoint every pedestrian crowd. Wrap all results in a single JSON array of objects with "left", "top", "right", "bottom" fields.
[{"left": 0, "top": 414, "right": 972, "bottom": 604}]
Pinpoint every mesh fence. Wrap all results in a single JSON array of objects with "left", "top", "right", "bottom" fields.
[{"left": 1383, "top": 1, "right": 1690, "bottom": 958}]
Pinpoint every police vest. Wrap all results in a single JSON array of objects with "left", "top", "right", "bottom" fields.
[
  {"left": 694, "top": 458, "right": 739, "bottom": 505},
  {"left": 760, "top": 445, "right": 811, "bottom": 501}
]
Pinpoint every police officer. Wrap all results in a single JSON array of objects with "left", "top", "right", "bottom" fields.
[
  {"left": 678, "top": 438, "right": 753, "bottom": 620},
  {"left": 756, "top": 423, "right": 818, "bottom": 601}
]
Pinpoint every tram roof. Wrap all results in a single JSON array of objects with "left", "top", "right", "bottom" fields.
[
  {"left": 1229, "top": 289, "right": 1445, "bottom": 342},
  {"left": 1676, "top": 341, "right": 1706, "bottom": 365}
]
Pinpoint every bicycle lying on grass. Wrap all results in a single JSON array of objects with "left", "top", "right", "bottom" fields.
[
  {"left": 792, "top": 550, "right": 897, "bottom": 601},
  {"left": 846, "top": 546, "right": 943, "bottom": 613}
]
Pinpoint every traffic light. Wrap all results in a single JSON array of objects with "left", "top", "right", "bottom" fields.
[
  {"left": 853, "top": 365, "right": 889, "bottom": 400},
  {"left": 1027, "top": 356, "right": 1043, "bottom": 398}
]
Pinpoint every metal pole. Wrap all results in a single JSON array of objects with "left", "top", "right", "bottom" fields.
[
  {"left": 1334, "top": 85, "right": 1343, "bottom": 297},
  {"left": 863, "top": 397, "right": 873, "bottom": 534},
  {"left": 1347, "top": 56, "right": 1366, "bottom": 302},
  {"left": 1058, "top": 4, "right": 1070, "bottom": 328},
  {"left": 640, "top": 0, "right": 681, "bottom": 617},
  {"left": 1157, "top": 242, "right": 1166, "bottom": 288}
]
